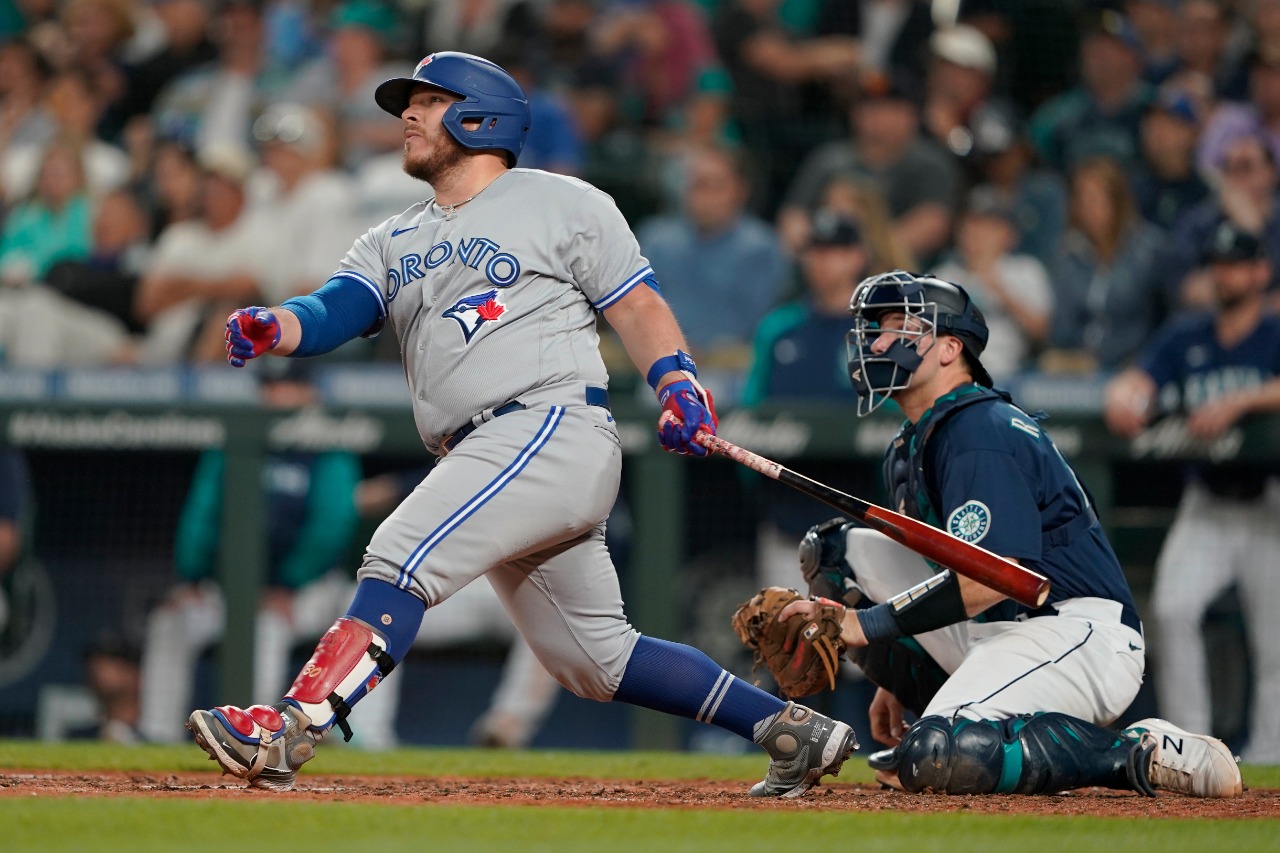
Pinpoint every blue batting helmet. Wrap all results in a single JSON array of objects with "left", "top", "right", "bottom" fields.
[{"left": 374, "top": 52, "right": 531, "bottom": 166}]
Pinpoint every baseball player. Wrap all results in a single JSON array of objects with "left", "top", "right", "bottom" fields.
[
  {"left": 1104, "top": 221, "right": 1280, "bottom": 764},
  {"left": 780, "top": 270, "right": 1242, "bottom": 797},
  {"left": 185, "top": 52, "right": 857, "bottom": 796}
]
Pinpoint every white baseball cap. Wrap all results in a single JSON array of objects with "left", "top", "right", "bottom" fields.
[{"left": 931, "top": 25, "right": 997, "bottom": 75}]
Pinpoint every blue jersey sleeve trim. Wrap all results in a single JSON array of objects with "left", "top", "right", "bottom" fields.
[
  {"left": 281, "top": 276, "right": 384, "bottom": 357},
  {"left": 594, "top": 265, "right": 654, "bottom": 310}
]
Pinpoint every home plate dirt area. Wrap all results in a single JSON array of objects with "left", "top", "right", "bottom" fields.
[{"left": 1, "top": 771, "right": 1277, "bottom": 817}]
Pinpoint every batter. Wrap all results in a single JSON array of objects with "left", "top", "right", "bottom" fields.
[
  {"left": 784, "top": 270, "right": 1242, "bottom": 797},
  {"left": 186, "top": 52, "right": 857, "bottom": 796}
]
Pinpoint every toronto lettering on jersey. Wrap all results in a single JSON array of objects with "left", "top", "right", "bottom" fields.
[{"left": 385, "top": 236, "right": 522, "bottom": 302}]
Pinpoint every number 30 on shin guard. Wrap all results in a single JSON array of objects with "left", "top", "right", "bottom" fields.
[{"left": 286, "top": 617, "right": 396, "bottom": 741}]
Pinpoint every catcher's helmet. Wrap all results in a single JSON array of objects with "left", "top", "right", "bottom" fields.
[
  {"left": 846, "top": 270, "right": 993, "bottom": 415},
  {"left": 374, "top": 52, "right": 531, "bottom": 166}
]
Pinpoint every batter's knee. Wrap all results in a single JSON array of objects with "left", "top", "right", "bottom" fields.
[
  {"left": 528, "top": 629, "right": 640, "bottom": 703},
  {"left": 897, "top": 715, "right": 1004, "bottom": 794}
]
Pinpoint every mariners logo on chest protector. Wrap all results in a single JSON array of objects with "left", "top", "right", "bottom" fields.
[
  {"left": 443, "top": 289, "right": 506, "bottom": 342},
  {"left": 947, "top": 500, "right": 991, "bottom": 543}
]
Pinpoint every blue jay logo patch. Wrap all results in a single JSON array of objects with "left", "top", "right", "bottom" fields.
[
  {"left": 443, "top": 289, "right": 506, "bottom": 343},
  {"left": 947, "top": 500, "right": 991, "bottom": 543}
]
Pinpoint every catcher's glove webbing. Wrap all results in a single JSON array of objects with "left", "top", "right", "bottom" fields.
[{"left": 731, "top": 586, "right": 847, "bottom": 699}]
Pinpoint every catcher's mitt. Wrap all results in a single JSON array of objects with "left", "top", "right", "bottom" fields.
[{"left": 731, "top": 586, "right": 847, "bottom": 699}]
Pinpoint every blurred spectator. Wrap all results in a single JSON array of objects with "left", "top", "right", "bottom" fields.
[
  {"left": 637, "top": 144, "right": 788, "bottom": 362},
  {"left": 778, "top": 75, "right": 961, "bottom": 263},
  {"left": 1103, "top": 220, "right": 1280, "bottom": 764},
  {"left": 922, "top": 23, "right": 1005, "bottom": 161},
  {"left": 490, "top": 42, "right": 582, "bottom": 175},
  {"left": 843, "top": 0, "right": 933, "bottom": 86},
  {"left": 1157, "top": 132, "right": 1280, "bottom": 312},
  {"left": 1049, "top": 155, "right": 1165, "bottom": 371},
  {"left": 81, "top": 630, "right": 142, "bottom": 743},
  {"left": 742, "top": 210, "right": 867, "bottom": 406},
  {"left": 594, "top": 0, "right": 718, "bottom": 127},
  {"left": 1165, "top": 0, "right": 1242, "bottom": 99},
  {"left": 151, "top": 0, "right": 294, "bottom": 161},
  {"left": 141, "top": 136, "right": 203, "bottom": 238},
  {"left": 116, "top": 0, "right": 217, "bottom": 126},
  {"left": 966, "top": 103, "right": 1067, "bottom": 271},
  {"left": 570, "top": 69, "right": 665, "bottom": 224},
  {"left": 1132, "top": 86, "right": 1209, "bottom": 231},
  {"left": 711, "top": 0, "right": 862, "bottom": 213},
  {"left": 139, "top": 375, "right": 364, "bottom": 743},
  {"left": 412, "top": 0, "right": 543, "bottom": 61},
  {"left": 1128, "top": 0, "right": 1180, "bottom": 85},
  {"left": 1029, "top": 9, "right": 1155, "bottom": 174},
  {"left": 61, "top": 0, "right": 161, "bottom": 141},
  {"left": 133, "top": 144, "right": 274, "bottom": 363},
  {"left": 542, "top": 0, "right": 619, "bottom": 93},
  {"left": 261, "top": 0, "right": 325, "bottom": 70},
  {"left": 42, "top": 187, "right": 149, "bottom": 333},
  {"left": 249, "top": 102, "right": 362, "bottom": 303},
  {"left": 930, "top": 187, "right": 1052, "bottom": 381},
  {"left": 958, "top": 0, "right": 1078, "bottom": 117},
  {"left": 0, "top": 161, "right": 136, "bottom": 367},
  {"left": 288, "top": 0, "right": 404, "bottom": 171},
  {"left": 817, "top": 173, "right": 916, "bottom": 273},
  {"left": 742, "top": 210, "right": 868, "bottom": 586},
  {"left": 1198, "top": 49, "right": 1280, "bottom": 182},
  {"left": 2, "top": 67, "right": 130, "bottom": 203},
  {"left": 0, "top": 137, "right": 92, "bottom": 283},
  {"left": 0, "top": 37, "right": 54, "bottom": 165}
]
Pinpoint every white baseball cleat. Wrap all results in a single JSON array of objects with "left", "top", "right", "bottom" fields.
[{"left": 1125, "top": 718, "right": 1243, "bottom": 798}]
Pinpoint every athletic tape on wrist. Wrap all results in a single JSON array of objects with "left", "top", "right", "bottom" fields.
[{"left": 646, "top": 349, "right": 698, "bottom": 389}]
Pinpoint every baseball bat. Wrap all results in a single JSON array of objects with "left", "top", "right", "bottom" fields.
[{"left": 665, "top": 417, "right": 1050, "bottom": 608}]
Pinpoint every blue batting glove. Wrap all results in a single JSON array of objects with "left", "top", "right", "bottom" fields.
[
  {"left": 225, "top": 307, "right": 281, "bottom": 367},
  {"left": 657, "top": 377, "right": 718, "bottom": 455}
]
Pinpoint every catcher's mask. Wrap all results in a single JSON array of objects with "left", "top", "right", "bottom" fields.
[{"left": 846, "top": 270, "right": 992, "bottom": 416}]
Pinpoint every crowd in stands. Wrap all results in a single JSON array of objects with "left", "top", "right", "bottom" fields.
[{"left": 0, "top": 0, "right": 1274, "bottom": 392}]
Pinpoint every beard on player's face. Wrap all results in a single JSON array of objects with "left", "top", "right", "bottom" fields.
[{"left": 402, "top": 124, "right": 470, "bottom": 185}]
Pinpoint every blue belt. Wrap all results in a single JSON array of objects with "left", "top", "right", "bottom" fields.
[{"left": 443, "top": 386, "right": 610, "bottom": 453}]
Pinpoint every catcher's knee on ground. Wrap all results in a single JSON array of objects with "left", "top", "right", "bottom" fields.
[{"left": 889, "top": 713, "right": 1143, "bottom": 795}]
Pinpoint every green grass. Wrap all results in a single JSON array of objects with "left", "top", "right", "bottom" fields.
[
  {"left": 2, "top": 740, "right": 1278, "bottom": 852},
  {"left": 2, "top": 800, "right": 1278, "bottom": 853}
]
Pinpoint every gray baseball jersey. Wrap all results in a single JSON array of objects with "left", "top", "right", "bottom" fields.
[
  {"left": 333, "top": 168, "right": 651, "bottom": 699},
  {"left": 331, "top": 168, "right": 654, "bottom": 455}
]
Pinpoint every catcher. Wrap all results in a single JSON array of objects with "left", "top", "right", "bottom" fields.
[{"left": 733, "top": 272, "right": 1243, "bottom": 798}]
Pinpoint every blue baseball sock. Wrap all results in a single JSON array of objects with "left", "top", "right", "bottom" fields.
[
  {"left": 344, "top": 578, "right": 426, "bottom": 662},
  {"left": 613, "top": 635, "right": 786, "bottom": 741}
]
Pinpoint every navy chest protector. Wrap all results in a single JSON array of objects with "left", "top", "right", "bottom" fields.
[{"left": 882, "top": 385, "right": 1099, "bottom": 579}]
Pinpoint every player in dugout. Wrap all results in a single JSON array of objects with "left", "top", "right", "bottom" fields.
[
  {"left": 184, "top": 51, "right": 858, "bottom": 796},
  {"left": 769, "top": 270, "right": 1243, "bottom": 798}
]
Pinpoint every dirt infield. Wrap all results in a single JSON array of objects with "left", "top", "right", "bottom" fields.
[{"left": 1, "top": 770, "right": 1277, "bottom": 817}]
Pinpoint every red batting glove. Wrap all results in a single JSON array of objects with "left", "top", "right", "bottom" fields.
[
  {"left": 225, "top": 307, "right": 281, "bottom": 368},
  {"left": 656, "top": 376, "right": 718, "bottom": 455}
]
